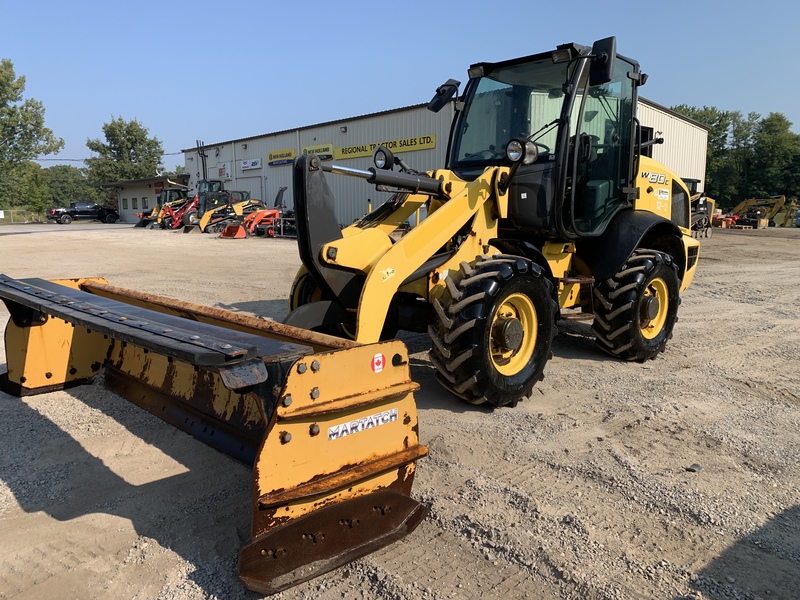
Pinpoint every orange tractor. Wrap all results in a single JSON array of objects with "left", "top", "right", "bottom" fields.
[{"left": 220, "top": 187, "right": 295, "bottom": 239}]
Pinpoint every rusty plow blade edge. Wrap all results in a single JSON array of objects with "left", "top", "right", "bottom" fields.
[{"left": 239, "top": 489, "right": 428, "bottom": 595}]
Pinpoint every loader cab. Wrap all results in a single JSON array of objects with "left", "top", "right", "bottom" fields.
[
  {"left": 195, "top": 180, "right": 235, "bottom": 218},
  {"left": 197, "top": 179, "right": 225, "bottom": 194},
  {"left": 158, "top": 188, "right": 189, "bottom": 207},
  {"left": 445, "top": 38, "right": 640, "bottom": 240}
]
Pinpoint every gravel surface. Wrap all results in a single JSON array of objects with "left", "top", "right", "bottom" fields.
[{"left": 0, "top": 223, "right": 798, "bottom": 599}]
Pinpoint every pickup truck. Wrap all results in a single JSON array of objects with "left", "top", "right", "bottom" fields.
[{"left": 46, "top": 202, "right": 120, "bottom": 224}]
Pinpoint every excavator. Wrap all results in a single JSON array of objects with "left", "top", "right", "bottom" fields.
[
  {"left": 285, "top": 36, "right": 700, "bottom": 408},
  {"left": 780, "top": 198, "right": 798, "bottom": 226},
  {"left": 728, "top": 195, "right": 785, "bottom": 228}
]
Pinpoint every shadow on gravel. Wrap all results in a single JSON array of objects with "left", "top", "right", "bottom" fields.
[
  {"left": 0, "top": 382, "right": 258, "bottom": 599},
  {"left": 682, "top": 505, "right": 800, "bottom": 600},
  {"left": 552, "top": 319, "right": 609, "bottom": 362}
]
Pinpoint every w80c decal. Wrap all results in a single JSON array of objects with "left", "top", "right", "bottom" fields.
[{"left": 641, "top": 172, "right": 668, "bottom": 185}]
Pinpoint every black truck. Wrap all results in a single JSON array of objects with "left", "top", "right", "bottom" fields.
[{"left": 46, "top": 202, "right": 120, "bottom": 224}]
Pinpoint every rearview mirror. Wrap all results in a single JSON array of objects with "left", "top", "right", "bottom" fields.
[
  {"left": 589, "top": 37, "right": 616, "bottom": 86},
  {"left": 427, "top": 79, "right": 461, "bottom": 113}
]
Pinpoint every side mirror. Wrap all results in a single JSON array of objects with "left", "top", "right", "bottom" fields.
[
  {"left": 589, "top": 36, "right": 616, "bottom": 86},
  {"left": 427, "top": 79, "right": 460, "bottom": 113}
]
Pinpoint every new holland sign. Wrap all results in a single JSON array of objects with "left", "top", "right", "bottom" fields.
[
  {"left": 301, "top": 143, "right": 334, "bottom": 161},
  {"left": 268, "top": 148, "right": 296, "bottom": 166}
]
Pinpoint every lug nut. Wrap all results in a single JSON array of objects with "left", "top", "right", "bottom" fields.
[
  {"left": 310, "top": 424, "right": 320, "bottom": 436},
  {"left": 311, "top": 360, "right": 320, "bottom": 372},
  {"left": 282, "top": 395, "right": 293, "bottom": 407},
  {"left": 297, "top": 363, "right": 307, "bottom": 374},
  {"left": 310, "top": 387, "right": 320, "bottom": 400},
  {"left": 280, "top": 432, "right": 292, "bottom": 444}
]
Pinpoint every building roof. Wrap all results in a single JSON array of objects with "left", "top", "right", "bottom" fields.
[
  {"left": 97, "top": 173, "right": 190, "bottom": 188},
  {"left": 185, "top": 97, "right": 709, "bottom": 153},
  {"left": 181, "top": 104, "right": 436, "bottom": 152}
]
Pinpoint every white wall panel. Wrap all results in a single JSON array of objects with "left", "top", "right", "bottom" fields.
[{"left": 182, "top": 98, "right": 706, "bottom": 224}]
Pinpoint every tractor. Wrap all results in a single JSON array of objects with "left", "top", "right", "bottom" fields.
[{"left": 285, "top": 37, "right": 700, "bottom": 408}]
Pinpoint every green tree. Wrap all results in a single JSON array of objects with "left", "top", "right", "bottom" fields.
[
  {"left": 84, "top": 117, "right": 163, "bottom": 183},
  {"left": 46, "top": 164, "right": 101, "bottom": 207},
  {"left": 0, "top": 161, "right": 48, "bottom": 211},
  {"left": 0, "top": 58, "right": 64, "bottom": 165},
  {"left": 728, "top": 111, "right": 760, "bottom": 204},
  {"left": 671, "top": 105, "right": 732, "bottom": 199},
  {"left": 671, "top": 105, "right": 800, "bottom": 210},
  {"left": 747, "top": 112, "right": 800, "bottom": 199}
]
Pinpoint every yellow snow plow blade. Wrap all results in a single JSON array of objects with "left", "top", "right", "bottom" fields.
[{"left": 0, "top": 274, "right": 427, "bottom": 595}]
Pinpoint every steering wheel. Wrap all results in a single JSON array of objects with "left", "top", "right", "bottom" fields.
[{"left": 532, "top": 141, "right": 551, "bottom": 154}]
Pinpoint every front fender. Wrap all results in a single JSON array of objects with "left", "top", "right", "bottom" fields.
[{"left": 576, "top": 210, "right": 684, "bottom": 282}]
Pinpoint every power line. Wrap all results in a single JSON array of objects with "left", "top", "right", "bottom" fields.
[
  {"left": 37, "top": 158, "right": 87, "bottom": 162},
  {"left": 36, "top": 150, "right": 186, "bottom": 162}
]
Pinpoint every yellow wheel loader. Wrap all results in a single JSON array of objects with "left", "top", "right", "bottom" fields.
[
  {"left": 0, "top": 277, "right": 427, "bottom": 594},
  {"left": 285, "top": 37, "right": 700, "bottom": 408}
]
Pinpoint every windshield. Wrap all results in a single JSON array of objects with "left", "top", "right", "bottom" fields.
[{"left": 450, "top": 57, "right": 574, "bottom": 168}]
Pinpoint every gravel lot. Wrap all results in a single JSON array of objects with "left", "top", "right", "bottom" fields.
[{"left": 0, "top": 223, "right": 798, "bottom": 600}]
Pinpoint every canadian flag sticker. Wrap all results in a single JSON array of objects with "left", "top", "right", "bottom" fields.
[{"left": 371, "top": 353, "right": 385, "bottom": 373}]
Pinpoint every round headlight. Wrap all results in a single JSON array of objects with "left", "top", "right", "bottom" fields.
[
  {"left": 373, "top": 145, "right": 395, "bottom": 170},
  {"left": 506, "top": 138, "right": 538, "bottom": 165},
  {"left": 506, "top": 140, "right": 525, "bottom": 163}
]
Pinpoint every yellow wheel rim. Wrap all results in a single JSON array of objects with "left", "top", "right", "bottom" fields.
[
  {"left": 490, "top": 292, "right": 537, "bottom": 376},
  {"left": 640, "top": 277, "right": 669, "bottom": 339},
  {"left": 289, "top": 269, "right": 322, "bottom": 311}
]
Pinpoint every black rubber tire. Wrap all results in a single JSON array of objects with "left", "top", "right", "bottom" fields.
[
  {"left": 428, "top": 255, "right": 557, "bottom": 408},
  {"left": 592, "top": 249, "right": 680, "bottom": 361},
  {"left": 206, "top": 221, "right": 230, "bottom": 234},
  {"left": 182, "top": 209, "right": 198, "bottom": 227},
  {"left": 287, "top": 270, "right": 358, "bottom": 338},
  {"left": 105, "top": 213, "right": 118, "bottom": 223},
  {"left": 60, "top": 214, "right": 73, "bottom": 225},
  {"left": 288, "top": 270, "right": 319, "bottom": 312}
]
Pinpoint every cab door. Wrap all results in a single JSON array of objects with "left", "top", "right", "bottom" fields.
[{"left": 568, "top": 55, "right": 638, "bottom": 236}]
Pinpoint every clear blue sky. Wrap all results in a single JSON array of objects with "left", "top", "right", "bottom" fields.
[{"left": 3, "top": 0, "right": 798, "bottom": 172}]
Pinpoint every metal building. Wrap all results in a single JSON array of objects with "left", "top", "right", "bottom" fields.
[{"left": 182, "top": 98, "right": 707, "bottom": 226}]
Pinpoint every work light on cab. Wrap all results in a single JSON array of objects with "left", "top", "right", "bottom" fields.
[{"left": 506, "top": 139, "right": 538, "bottom": 165}]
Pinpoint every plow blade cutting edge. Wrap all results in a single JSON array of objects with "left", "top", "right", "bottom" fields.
[{"left": 0, "top": 274, "right": 428, "bottom": 595}]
